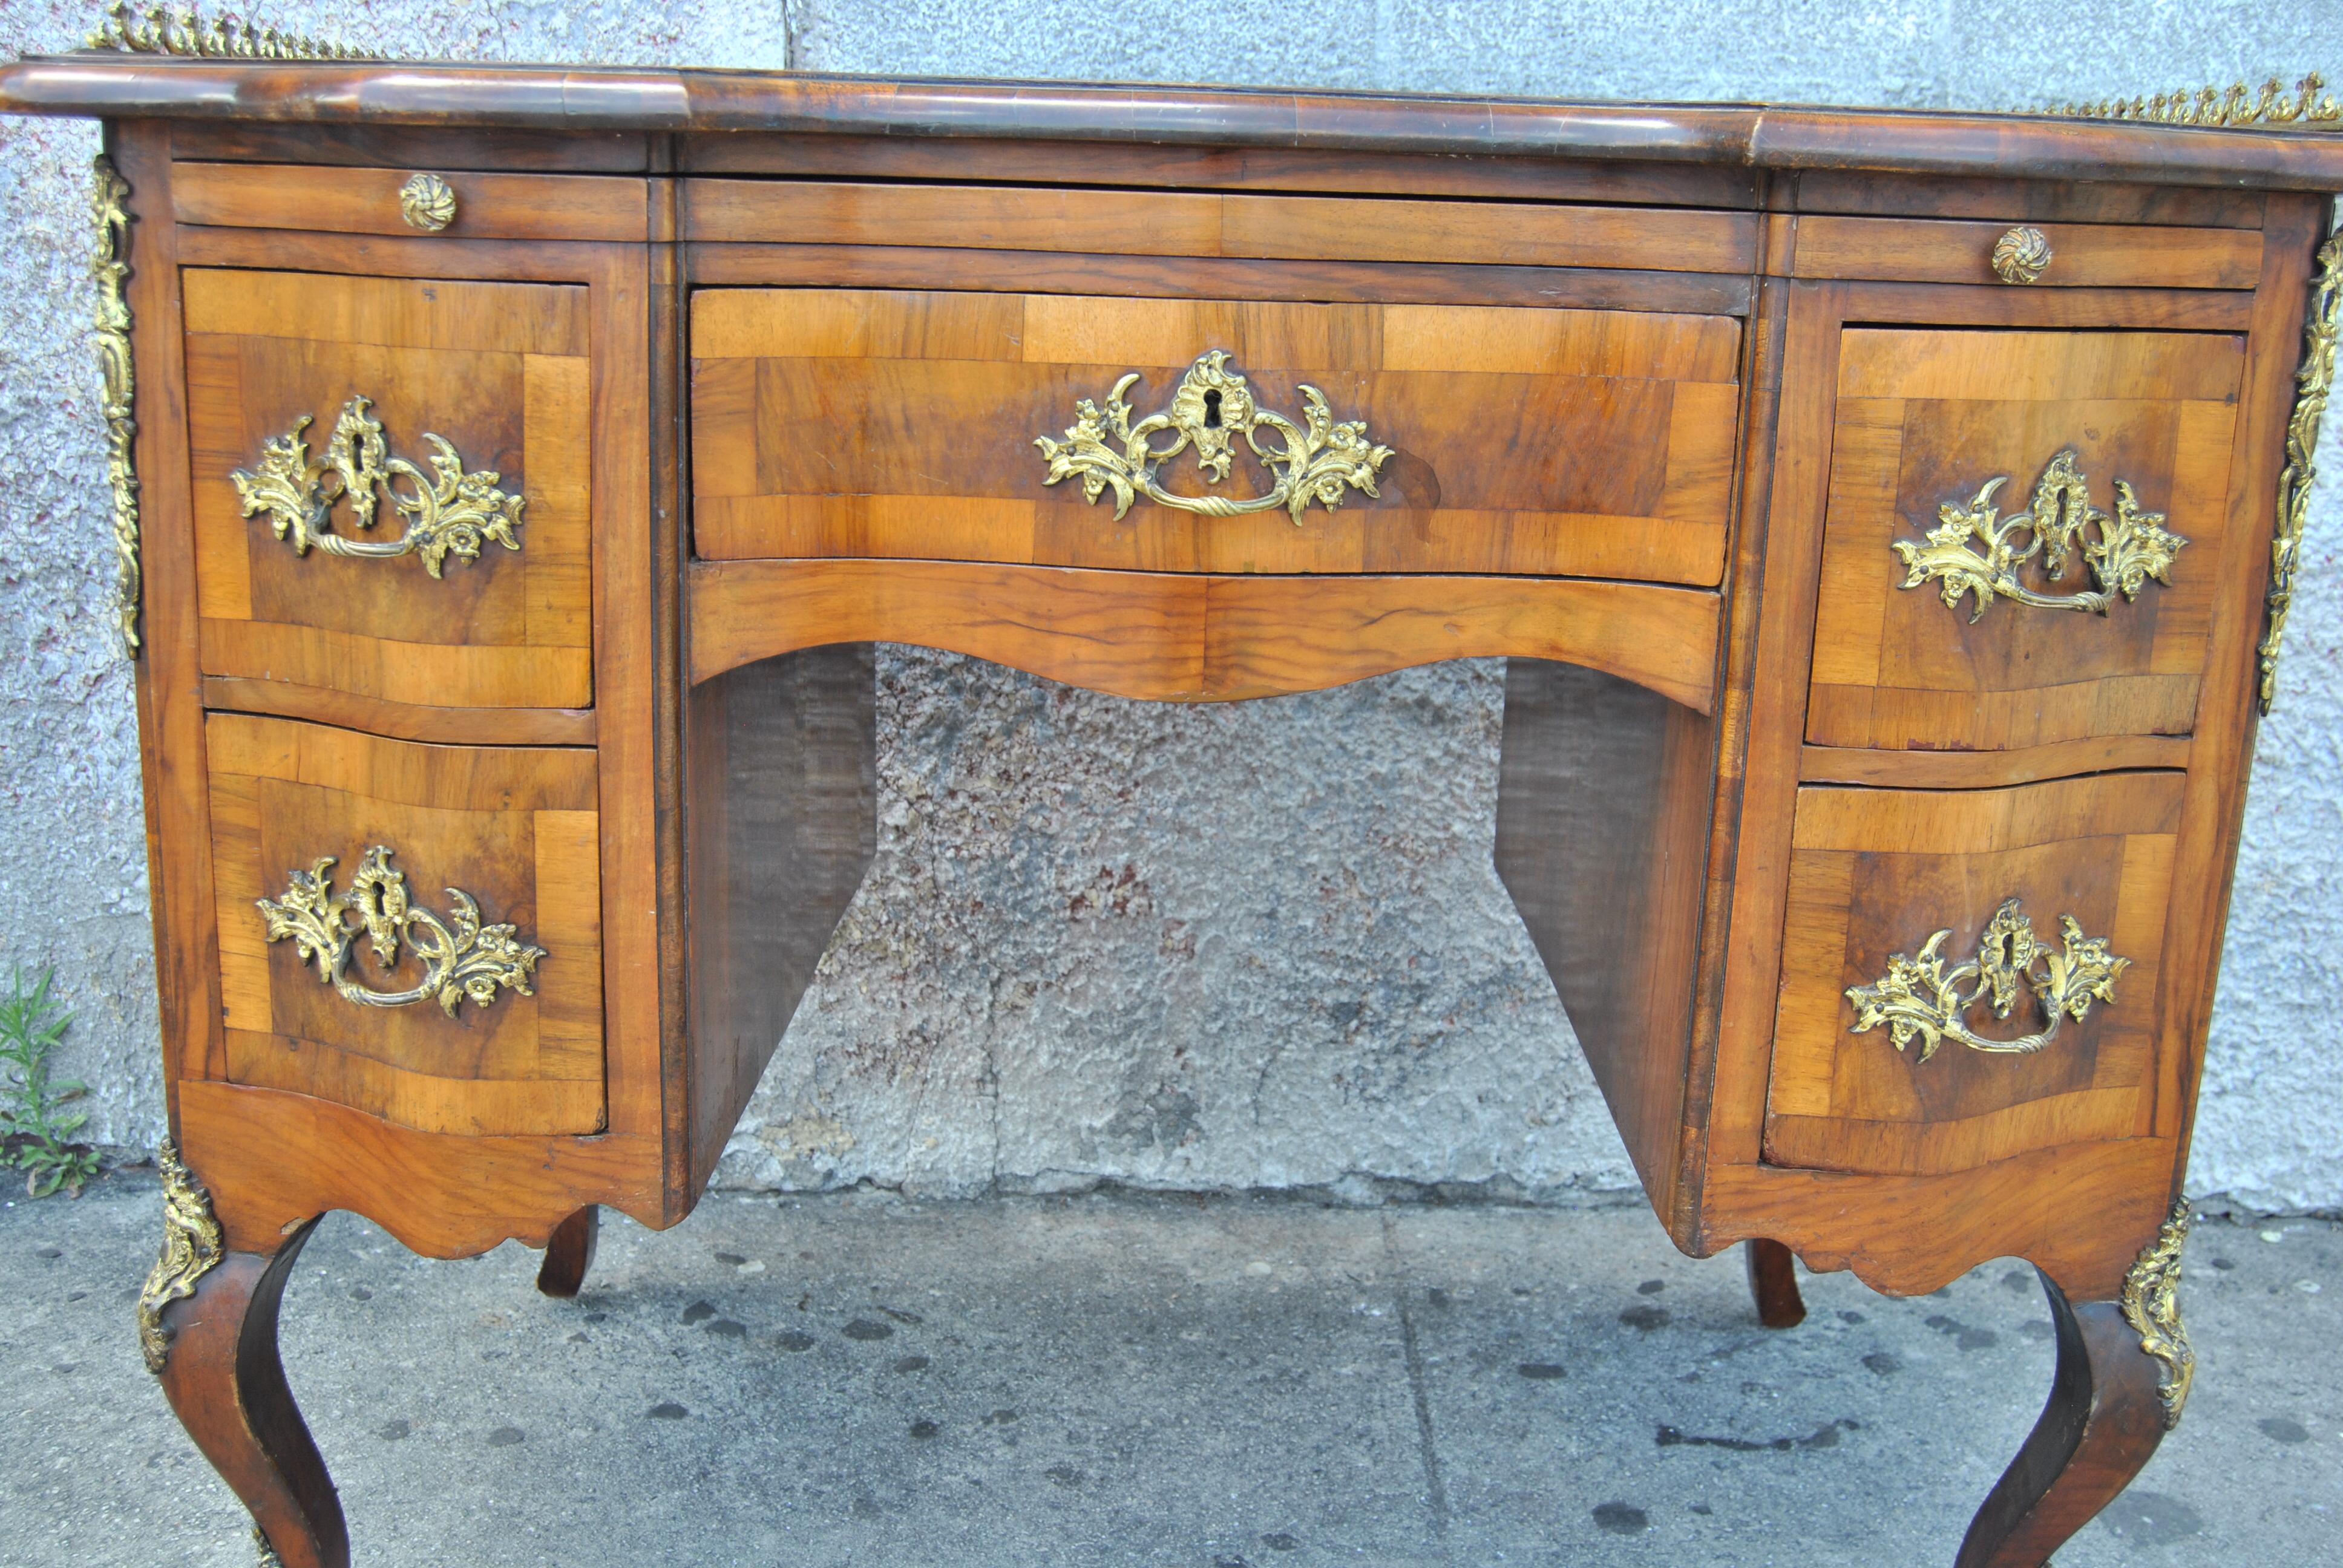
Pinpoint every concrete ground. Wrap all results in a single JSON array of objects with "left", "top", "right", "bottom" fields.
[{"left": 4, "top": 1171, "right": 2337, "bottom": 1567}]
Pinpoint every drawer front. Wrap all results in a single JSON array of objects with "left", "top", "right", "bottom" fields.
[
  {"left": 207, "top": 713, "right": 605, "bottom": 1137},
  {"left": 1791, "top": 216, "right": 2263, "bottom": 290},
  {"left": 187, "top": 269, "right": 594, "bottom": 711},
  {"left": 690, "top": 289, "right": 1742, "bottom": 585},
  {"left": 1807, "top": 328, "right": 2242, "bottom": 752},
  {"left": 173, "top": 162, "right": 652, "bottom": 243},
  {"left": 1765, "top": 773, "right": 2182, "bottom": 1176}
]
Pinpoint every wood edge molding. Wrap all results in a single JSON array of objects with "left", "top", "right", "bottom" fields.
[
  {"left": 1798, "top": 736, "right": 2194, "bottom": 789},
  {"left": 177, "top": 1080, "right": 670, "bottom": 1256},
  {"left": 202, "top": 676, "right": 596, "bottom": 746},
  {"left": 685, "top": 559, "right": 1721, "bottom": 714},
  {"left": 1693, "top": 1137, "right": 2179, "bottom": 1300},
  {"left": 7, "top": 64, "right": 2343, "bottom": 189}
]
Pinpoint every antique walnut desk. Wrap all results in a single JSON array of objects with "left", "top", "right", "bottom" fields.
[{"left": 5, "top": 16, "right": 2342, "bottom": 1566}]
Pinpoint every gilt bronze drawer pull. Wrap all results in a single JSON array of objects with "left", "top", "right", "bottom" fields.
[
  {"left": 398, "top": 171, "right": 457, "bottom": 232},
  {"left": 231, "top": 394, "right": 525, "bottom": 577},
  {"left": 1892, "top": 447, "right": 2186, "bottom": 621},
  {"left": 1035, "top": 349, "right": 1392, "bottom": 524},
  {"left": 1991, "top": 224, "right": 2053, "bottom": 284},
  {"left": 257, "top": 846, "right": 546, "bottom": 1016},
  {"left": 1846, "top": 897, "right": 2129, "bottom": 1062}
]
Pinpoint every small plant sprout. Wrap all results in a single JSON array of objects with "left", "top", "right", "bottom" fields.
[{"left": 0, "top": 969, "right": 100, "bottom": 1198}]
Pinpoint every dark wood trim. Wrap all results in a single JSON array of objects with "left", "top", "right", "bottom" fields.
[{"left": 8, "top": 62, "right": 2343, "bottom": 189}]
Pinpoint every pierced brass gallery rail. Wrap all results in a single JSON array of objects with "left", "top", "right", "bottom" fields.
[
  {"left": 1892, "top": 448, "right": 2186, "bottom": 621},
  {"left": 232, "top": 395, "right": 525, "bottom": 578},
  {"left": 1845, "top": 898, "right": 2130, "bottom": 1063},
  {"left": 1035, "top": 350, "right": 1393, "bottom": 524},
  {"left": 91, "top": 153, "right": 139, "bottom": 655},
  {"left": 257, "top": 846, "right": 546, "bottom": 1016},
  {"left": 2258, "top": 229, "right": 2341, "bottom": 713},
  {"left": 2048, "top": 73, "right": 2341, "bottom": 129},
  {"left": 85, "top": 0, "right": 374, "bottom": 59}
]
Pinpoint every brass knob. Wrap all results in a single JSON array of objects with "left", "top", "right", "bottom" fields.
[
  {"left": 1991, "top": 225, "right": 2052, "bottom": 284},
  {"left": 398, "top": 172, "right": 457, "bottom": 233}
]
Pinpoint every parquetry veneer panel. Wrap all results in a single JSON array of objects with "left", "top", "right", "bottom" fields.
[
  {"left": 185, "top": 268, "right": 595, "bottom": 711},
  {"left": 690, "top": 289, "right": 1740, "bottom": 584}
]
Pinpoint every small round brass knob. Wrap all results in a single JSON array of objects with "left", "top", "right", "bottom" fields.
[
  {"left": 398, "top": 172, "right": 457, "bottom": 233},
  {"left": 1991, "top": 225, "right": 2052, "bottom": 284}
]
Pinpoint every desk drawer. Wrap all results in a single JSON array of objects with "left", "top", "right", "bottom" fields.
[
  {"left": 206, "top": 713, "right": 605, "bottom": 1137},
  {"left": 1807, "top": 328, "right": 2243, "bottom": 753},
  {"left": 690, "top": 289, "right": 1742, "bottom": 584},
  {"left": 187, "top": 268, "right": 595, "bottom": 712},
  {"left": 1765, "top": 773, "right": 2181, "bottom": 1176}
]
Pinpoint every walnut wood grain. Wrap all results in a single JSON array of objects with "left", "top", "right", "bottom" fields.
[
  {"left": 205, "top": 713, "right": 604, "bottom": 1137},
  {"left": 1495, "top": 661, "right": 1713, "bottom": 1224},
  {"left": 1798, "top": 736, "right": 2191, "bottom": 789},
  {"left": 690, "top": 289, "right": 1740, "bottom": 586},
  {"left": 1744, "top": 1239, "right": 1807, "bottom": 1328},
  {"left": 1808, "top": 328, "right": 2243, "bottom": 754},
  {"left": 1765, "top": 773, "right": 2184, "bottom": 1177},
  {"left": 8, "top": 64, "right": 2343, "bottom": 190},
  {"left": 202, "top": 675, "right": 597, "bottom": 746},
  {"left": 153, "top": 1219, "right": 346, "bottom": 1568},
  {"left": 180, "top": 1079, "right": 668, "bottom": 1256},
  {"left": 184, "top": 267, "right": 596, "bottom": 711},
  {"left": 686, "top": 645, "right": 877, "bottom": 1192},
  {"left": 1696, "top": 1137, "right": 2177, "bottom": 1301},
  {"left": 683, "top": 179, "right": 1760, "bottom": 273},
  {"left": 1957, "top": 1282, "right": 2173, "bottom": 1568},
  {"left": 534, "top": 1204, "right": 599, "bottom": 1298},
  {"left": 686, "top": 560, "right": 1722, "bottom": 714},
  {"left": 114, "top": 125, "right": 226, "bottom": 1106},
  {"left": 174, "top": 162, "right": 651, "bottom": 242},
  {"left": 1789, "top": 215, "right": 2263, "bottom": 289},
  {"left": 684, "top": 242, "right": 1757, "bottom": 316}
]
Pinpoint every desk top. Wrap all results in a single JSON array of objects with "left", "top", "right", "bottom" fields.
[{"left": 6, "top": 47, "right": 2343, "bottom": 192}]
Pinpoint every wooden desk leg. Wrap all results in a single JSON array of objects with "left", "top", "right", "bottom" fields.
[
  {"left": 148, "top": 1215, "right": 349, "bottom": 1568},
  {"left": 1744, "top": 1239, "right": 1807, "bottom": 1328},
  {"left": 535, "top": 1204, "right": 600, "bottom": 1298},
  {"left": 1956, "top": 1270, "right": 2182, "bottom": 1568}
]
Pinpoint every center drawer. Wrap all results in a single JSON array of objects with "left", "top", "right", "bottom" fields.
[{"left": 689, "top": 289, "right": 1741, "bottom": 584}]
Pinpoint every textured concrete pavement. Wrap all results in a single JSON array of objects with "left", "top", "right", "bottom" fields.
[{"left": 5, "top": 1172, "right": 2338, "bottom": 1566}]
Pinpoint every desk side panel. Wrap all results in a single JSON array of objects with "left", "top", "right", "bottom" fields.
[
  {"left": 1495, "top": 661, "right": 1712, "bottom": 1222},
  {"left": 684, "top": 645, "right": 877, "bottom": 1193}
]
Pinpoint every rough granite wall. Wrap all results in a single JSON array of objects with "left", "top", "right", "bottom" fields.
[{"left": 0, "top": 0, "right": 2336, "bottom": 1211}]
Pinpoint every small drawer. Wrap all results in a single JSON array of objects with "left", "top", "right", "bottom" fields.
[
  {"left": 1765, "top": 772, "right": 2181, "bottom": 1177},
  {"left": 690, "top": 288, "right": 1743, "bottom": 585},
  {"left": 187, "top": 267, "right": 594, "bottom": 714},
  {"left": 172, "top": 161, "right": 650, "bottom": 242},
  {"left": 206, "top": 713, "right": 605, "bottom": 1137},
  {"left": 1791, "top": 215, "right": 2263, "bottom": 290},
  {"left": 1807, "top": 327, "right": 2243, "bottom": 753}
]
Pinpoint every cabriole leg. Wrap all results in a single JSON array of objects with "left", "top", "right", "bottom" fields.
[
  {"left": 1744, "top": 1238, "right": 1807, "bottom": 1328},
  {"left": 536, "top": 1204, "right": 600, "bottom": 1298},
  {"left": 140, "top": 1142, "right": 347, "bottom": 1568},
  {"left": 1957, "top": 1208, "right": 2194, "bottom": 1568}
]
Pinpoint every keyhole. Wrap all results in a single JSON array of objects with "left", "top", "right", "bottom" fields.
[{"left": 1202, "top": 389, "right": 1222, "bottom": 428}]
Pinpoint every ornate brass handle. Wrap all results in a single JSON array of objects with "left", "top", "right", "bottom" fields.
[
  {"left": 231, "top": 395, "right": 524, "bottom": 578},
  {"left": 1892, "top": 448, "right": 2186, "bottom": 621},
  {"left": 257, "top": 846, "right": 546, "bottom": 1016},
  {"left": 1845, "top": 898, "right": 2129, "bottom": 1062},
  {"left": 1035, "top": 350, "right": 1392, "bottom": 524}
]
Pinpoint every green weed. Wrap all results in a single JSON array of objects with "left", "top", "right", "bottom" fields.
[{"left": 0, "top": 969, "right": 100, "bottom": 1198}]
